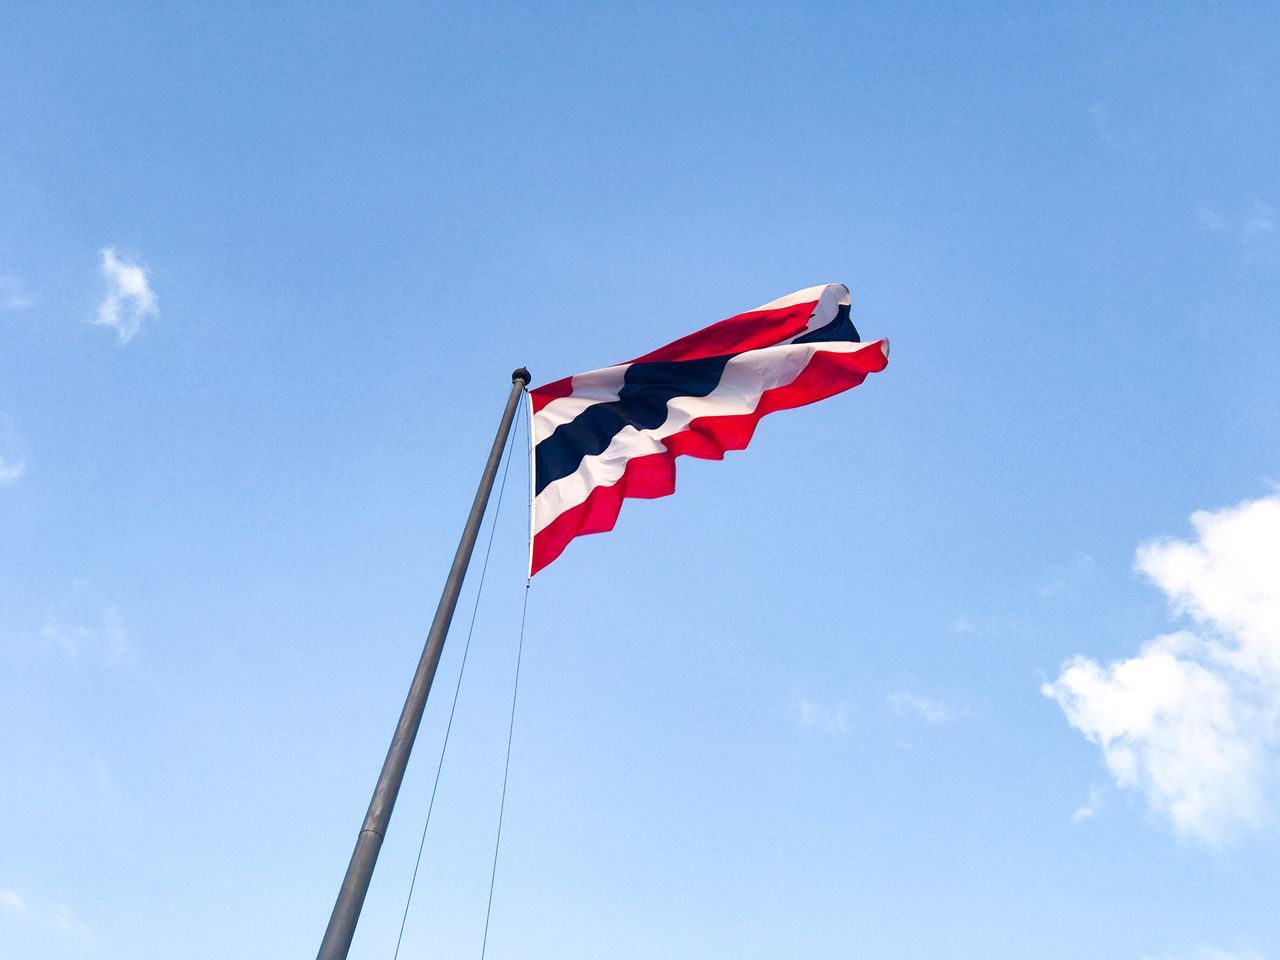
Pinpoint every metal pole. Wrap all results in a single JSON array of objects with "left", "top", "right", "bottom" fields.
[{"left": 317, "top": 368, "right": 532, "bottom": 960}]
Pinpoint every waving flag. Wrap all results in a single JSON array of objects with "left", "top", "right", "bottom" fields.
[{"left": 529, "top": 283, "right": 889, "bottom": 575}]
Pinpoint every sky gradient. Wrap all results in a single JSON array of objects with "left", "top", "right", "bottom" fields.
[{"left": 3, "top": 4, "right": 1279, "bottom": 959}]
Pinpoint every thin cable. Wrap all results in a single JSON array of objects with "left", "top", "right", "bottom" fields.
[
  {"left": 479, "top": 579, "right": 531, "bottom": 960},
  {"left": 391, "top": 412, "right": 520, "bottom": 960},
  {"left": 480, "top": 393, "right": 533, "bottom": 959}
]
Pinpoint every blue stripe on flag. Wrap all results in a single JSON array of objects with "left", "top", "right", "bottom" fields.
[
  {"left": 792, "top": 303, "right": 859, "bottom": 345},
  {"left": 534, "top": 354, "right": 731, "bottom": 495}
]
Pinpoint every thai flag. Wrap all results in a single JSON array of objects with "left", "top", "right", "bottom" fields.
[{"left": 529, "top": 283, "right": 889, "bottom": 575}]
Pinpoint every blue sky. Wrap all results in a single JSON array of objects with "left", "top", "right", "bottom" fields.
[{"left": 3, "top": 3, "right": 1280, "bottom": 958}]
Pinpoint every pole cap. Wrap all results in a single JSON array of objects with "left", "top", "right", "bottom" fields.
[{"left": 512, "top": 367, "right": 532, "bottom": 385}]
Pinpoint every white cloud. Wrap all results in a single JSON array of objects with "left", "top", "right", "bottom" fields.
[
  {"left": 1044, "top": 492, "right": 1280, "bottom": 843},
  {"left": 0, "top": 889, "right": 26, "bottom": 911},
  {"left": 888, "top": 692, "right": 951, "bottom": 725},
  {"left": 0, "top": 275, "right": 36, "bottom": 310},
  {"left": 798, "top": 698, "right": 851, "bottom": 733},
  {"left": 94, "top": 247, "right": 156, "bottom": 343},
  {"left": 0, "top": 457, "right": 25, "bottom": 485}
]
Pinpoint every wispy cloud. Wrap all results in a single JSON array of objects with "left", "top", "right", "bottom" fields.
[
  {"left": 798, "top": 698, "right": 851, "bottom": 734},
  {"left": 94, "top": 247, "right": 157, "bottom": 343},
  {"left": 0, "top": 457, "right": 25, "bottom": 486},
  {"left": 1196, "top": 202, "right": 1227, "bottom": 232},
  {"left": 1038, "top": 551, "right": 1097, "bottom": 599},
  {"left": 1044, "top": 492, "right": 1280, "bottom": 844},
  {"left": 947, "top": 613, "right": 1028, "bottom": 641},
  {"left": 1196, "top": 200, "right": 1277, "bottom": 243},
  {"left": 1071, "top": 784, "right": 1103, "bottom": 823},
  {"left": 1243, "top": 202, "right": 1276, "bottom": 240},
  {"left": 1146, "top": 946, "right": 1267, "bottom": 960},
  {"left": 888, "top": 692, "right": 952, "bottom": 725},
  {"left": 42, "top": 604, "right": 128, "bottom": 661},
  {"left": 1085, "top": 99, "right": 1140, "bottom": 149},
  {"left": 1088, "top": 100, "right": 1110, "bottom": 130},
  {"left": 0, "top": 275, "right": 36, "bottom": 310},
  {"left": 0, "top": 887, "right": 92, "bottom": 944},
  {"left": 49, "top": 902, "right": 92, "bottom": 940}
]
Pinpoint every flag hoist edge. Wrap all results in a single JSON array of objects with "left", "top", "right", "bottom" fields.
[{"left": 528, "top": 283, "right": 889, "bottom": 575}]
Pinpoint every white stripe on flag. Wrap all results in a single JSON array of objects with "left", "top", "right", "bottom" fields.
[{"left": 532, "top": 364, "right": 632, "bottom": 435}]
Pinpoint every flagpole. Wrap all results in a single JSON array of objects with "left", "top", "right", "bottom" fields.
[{"left": 316, "top": 367, "right": 532, "bottom": 960}]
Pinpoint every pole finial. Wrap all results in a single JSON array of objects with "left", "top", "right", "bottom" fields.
[{"left": 512, "top": 367, "right": 531, "bottom": 385}]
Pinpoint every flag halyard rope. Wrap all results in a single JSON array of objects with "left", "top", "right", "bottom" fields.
[
  {"left": 479, "top": 576, "right": 530, "bottom": 959},
  {"left": 390, "top": 398, "right": 522, "bottom": 960},
  {"left": 480, "top": 390, "right": 533, "bottom": 959}
]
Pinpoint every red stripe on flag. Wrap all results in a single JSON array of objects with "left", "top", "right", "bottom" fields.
[
  {"left": 530, "top": 376, "right": 574, "bottom": 414},
  {"left": 528, "top": 299, "right": 823, "bottom": 413},
  {"left": 629, "top": 300, "right": 820, "bottom": 364},
  {"left": 530, "top": 340, "right": 888, "bottom": 574}
]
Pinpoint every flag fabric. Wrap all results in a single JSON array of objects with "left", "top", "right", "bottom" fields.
[{"left": 528, "top": 283, "right": 889, "bottom": 575}]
